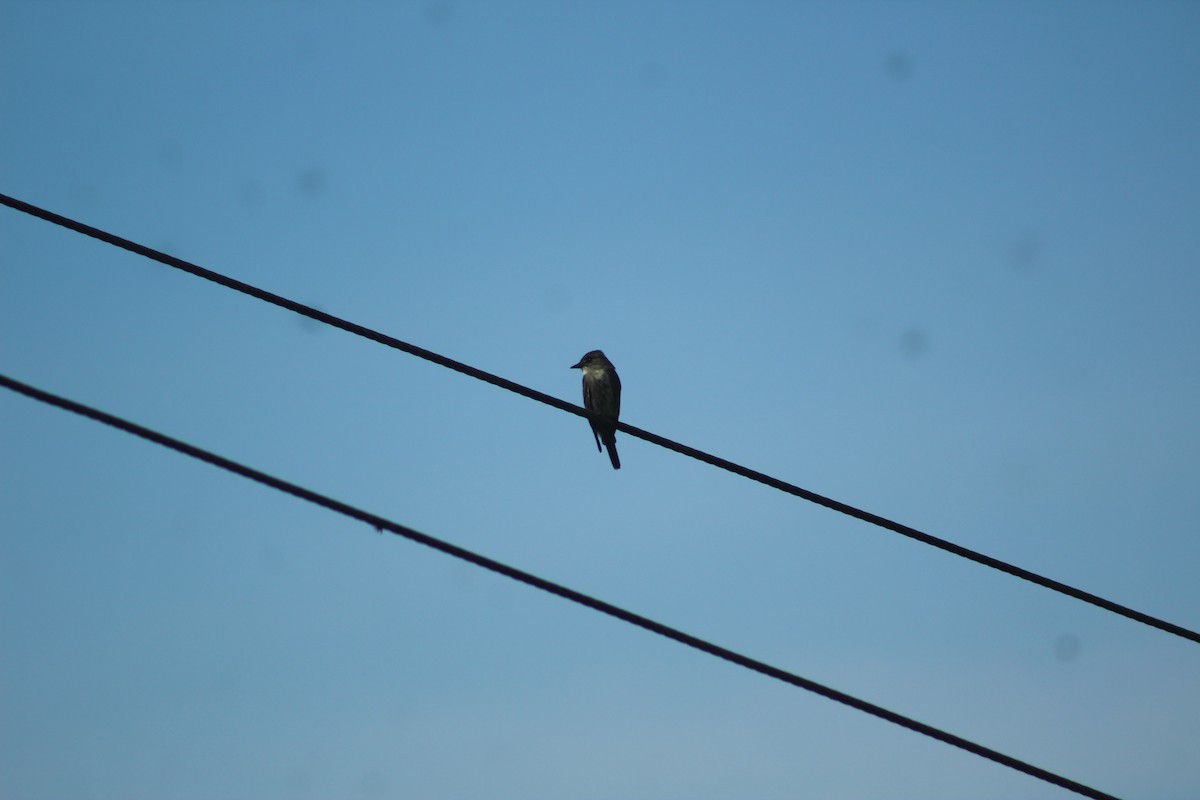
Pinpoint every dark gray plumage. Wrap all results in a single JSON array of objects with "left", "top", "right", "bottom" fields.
[{"left": 570, "top": 350, "right": 621, "bottom": 470}]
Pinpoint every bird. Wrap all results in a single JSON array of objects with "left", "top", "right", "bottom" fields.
[{"left": 571, "top": 350, "right": 621, "bottom": 470}]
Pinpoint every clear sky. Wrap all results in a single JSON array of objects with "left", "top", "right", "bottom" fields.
[{"left": 2, "top": 2, "right": 1199, "bottom": 798}]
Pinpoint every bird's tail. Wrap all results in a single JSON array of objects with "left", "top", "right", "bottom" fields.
[{"left": 605, "top": 438, "right": 621, "bottom": 470}]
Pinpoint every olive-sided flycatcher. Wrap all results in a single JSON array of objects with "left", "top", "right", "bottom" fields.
[{"left": 571, "top": 350, "right": 621, "bottom": 470}]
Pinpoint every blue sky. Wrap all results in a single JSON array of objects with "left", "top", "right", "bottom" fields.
[{"left": 2, "top": 2, "right": 1199, "bottom": 798}]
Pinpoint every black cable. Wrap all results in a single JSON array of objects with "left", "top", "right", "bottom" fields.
[
  {"left": 2, "top": 192, "right": 1196, "bottom": 647},
  {"left": 0, "top": 372, "right": 1122, "bottom": 800}
]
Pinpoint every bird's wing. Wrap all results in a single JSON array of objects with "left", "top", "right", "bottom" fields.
[{"left": 582, "top": 382, "right": 603, "bottom": 451}]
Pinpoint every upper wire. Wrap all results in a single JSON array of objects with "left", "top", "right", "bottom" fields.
[
  {"left": 0, "top": 372, "right": 1123, "bottom": 800},
  {"left": 1, "top": 191, "right": 1196, "bottom": 646}
]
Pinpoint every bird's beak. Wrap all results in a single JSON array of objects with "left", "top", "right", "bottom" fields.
[{"left": 570, "top": 360, "right": 583, "bottom": 369}]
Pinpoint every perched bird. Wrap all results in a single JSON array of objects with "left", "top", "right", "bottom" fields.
[{"left": 571, "top": 350, "right": 622, "bottom": 470}]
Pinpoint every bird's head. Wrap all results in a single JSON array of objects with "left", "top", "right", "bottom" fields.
[{"left": 570, "top": 350, "right": 607, "bottom": 370}]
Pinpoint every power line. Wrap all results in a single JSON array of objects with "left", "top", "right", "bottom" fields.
[
  {"left": 2, "top": 192, "right": 1197, "bottom": 647},
  {"left": 0, "top": 372, "right": 1122, "bottom": 800}
]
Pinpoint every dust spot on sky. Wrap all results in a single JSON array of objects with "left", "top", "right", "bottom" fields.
[
  {"left": 543, "top": 283, "right": 570, "bottom": 313},
  {"left": 1007, "top": 231, "right": 1043, "bottom": 273},
  {"left": 293, "top": 36, "right": 319, "bottom": 62},
  {"left": 158, "top": 138, "right": 183, "bottom": 169},
  {"left": 73, "top": 184, "right": 98, "bottom": 209},
  {"left": 283, "top": 767, "right": 314, "bottom": 797},
  {"left": 1054, "top": 633, "right": 1081, "bottom": 662},
  {"left": 899, "top": 326, "right": 929, "bottom": 358},
  {"left": 884, "top": 52, "right": 913, "bottom": 81},
  {"left": 237, "top": 178, "right": 263, "bottom": 207},
  {"left": 423, "top": 1, "right": 453, "bottom": 28},
  {"left": 356, "top": 770, "right": 390, "bottom": 798},
  {"left": 639, "top": 60, "right": 668, "bottom": 89},
  {"left": 296, "top": 166, "right": 329, "bottom": 197},
  {"left": 257, "top": 544, "right": 287, "bottom": 575},
  {"left": 296, "top": 304, "right": 327, "bottom": 334},
  {"left": 999, "top": 453, "right": 1037, "bottom": 494}
]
